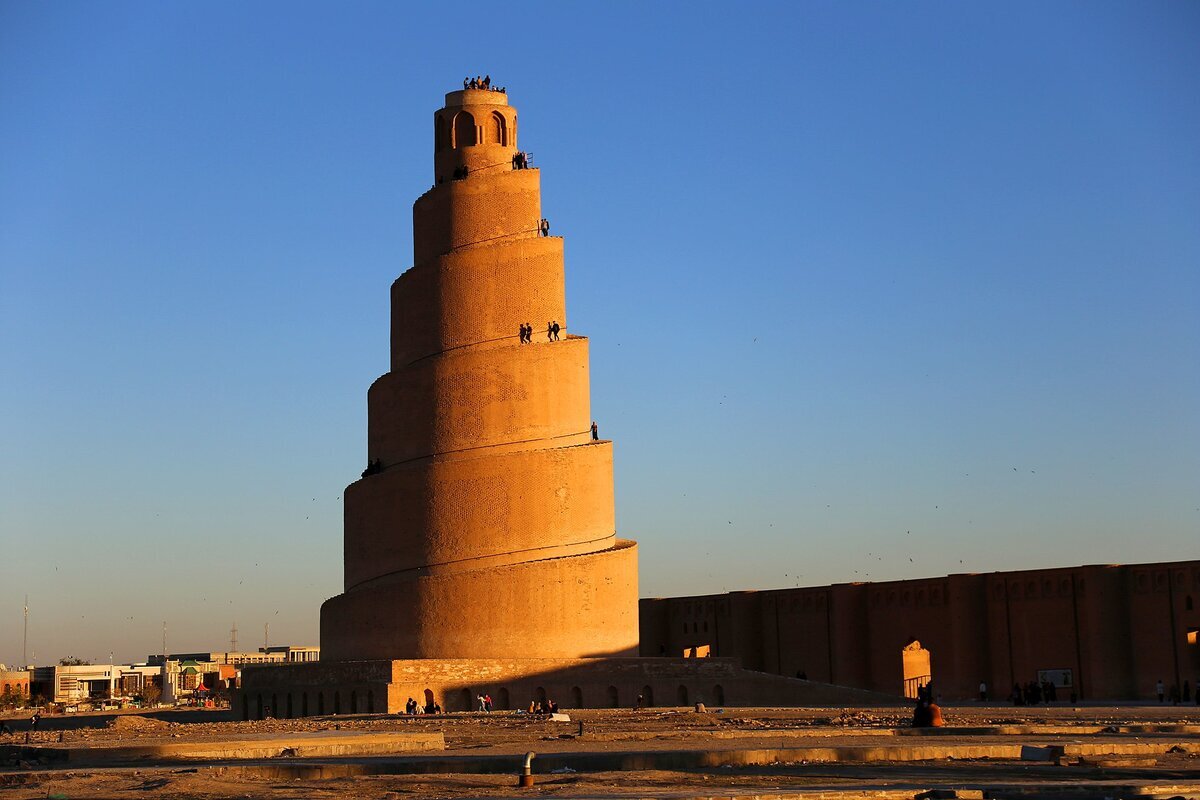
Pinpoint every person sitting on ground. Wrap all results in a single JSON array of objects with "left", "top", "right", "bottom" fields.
[{"left": 912, "top": 696, "right": 944, "bottom": 728}]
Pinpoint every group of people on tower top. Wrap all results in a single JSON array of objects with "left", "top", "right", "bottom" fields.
[
  {"left": 512, "top": 151, "right": 530, "bottom": 170},
  {"left": 464, "top": 75, "right": 505, "bottom": 93},
  {"left": 518, "top": 321, "right": 560, "bottom": 343}
]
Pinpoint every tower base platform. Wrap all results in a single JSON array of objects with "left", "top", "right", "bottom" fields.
[{"left": 234, "top": 657, "right": 902, "bottom": 720}]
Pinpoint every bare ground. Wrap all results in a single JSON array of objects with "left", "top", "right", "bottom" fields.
[{"left": 3, "top": 704, "right": 1199, "bottom": 798}]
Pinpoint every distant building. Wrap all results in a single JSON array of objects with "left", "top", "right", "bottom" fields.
[
  {"left": 0, "top": 668, "right": 30, "bottom": 702},
  {"left": 148, "top": 645, "right": 319, "bottom": 667},
  {"left": 31, "top": 663, "right": 161, "bottom": 704}
]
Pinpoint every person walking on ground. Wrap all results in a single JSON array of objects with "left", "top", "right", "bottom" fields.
[
  {"left": 591, "top": 421, "right": 599, "bottom": 441},
  {"left": 539, "top": 218, "right": 550, "bottom": 237},
  {"left": 29, "top": 710, "right": 40, "bottom": 731},
  {"left": 1157, "top": 679, "right": 1165, "bottom": 702}
]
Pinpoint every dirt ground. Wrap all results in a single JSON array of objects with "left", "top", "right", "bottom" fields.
[{"left": 3, "top": 704, "right": 1200, "bottom": 798}]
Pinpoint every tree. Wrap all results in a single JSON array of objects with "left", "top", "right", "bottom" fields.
[
  {"left": 58, "top": 657, "right": 91, "bottom": 666},
  {"left": 140, "top": 681, "right": 162, "bottom": 706}
]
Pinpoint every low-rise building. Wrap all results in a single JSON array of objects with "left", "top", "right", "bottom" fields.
[
  {"left": 148, "top": 645, "right": 319, "bottom": 668},
  {"left": 0, "top": 667, "right": 31, "bottom": 705}
]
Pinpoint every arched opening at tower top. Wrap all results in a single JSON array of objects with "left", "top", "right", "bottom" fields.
[
  {"left": 901, "top": 639, "right": 933, "bottom": 699},
  {"left": 453, "top": 112, "right": 476, "bottom": 148},
  {"left": 488, "top": 111, "right": 506, "bottom": 145},
  {"left": 435, "top": 115, "right": 449, "bottom": 152}
]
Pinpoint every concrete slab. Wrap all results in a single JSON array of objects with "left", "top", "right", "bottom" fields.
[
  {"left": 189, "top": 738, "right": 1196, "bottom": 779},
  {"left": 13, "top": 730, "right": 444, "bottom": 764}
]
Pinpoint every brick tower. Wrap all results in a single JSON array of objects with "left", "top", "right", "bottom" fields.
[
  {"left": 236, "top": 87, "right": 889, "bottom": 715},
  {"left": 318, "top": 87, "right": 640, "bottom": 661}
]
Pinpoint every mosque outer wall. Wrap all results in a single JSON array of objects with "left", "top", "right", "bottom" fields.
[{"left": 639, "top": 561, "right": 1200, "bottom": 701}]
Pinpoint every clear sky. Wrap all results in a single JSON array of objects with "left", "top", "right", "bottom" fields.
[{"left": 1, "top": 1, "right": 1197, "bottom": 666}]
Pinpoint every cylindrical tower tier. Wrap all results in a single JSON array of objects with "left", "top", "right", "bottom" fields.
[
  {"left": 321, "top": 539, "right": 639, "bottom": 660},
  {"left": 390, "top": 236, "right": 566, "bottom": 368},
  {"left": 432, "top": 89, "right": 518, "bottom": 184},
  {"left": 367, "top": 335, "right": 592, "bottom": 465},
  {"left": 413, "top": 168, "right": 542, "bottom": 266},
  {"left": 321, "top": 87, "right": 638, "bottom": 663},
  {"left": 343, "top": 441, "right": 616, "bottom": 590}
]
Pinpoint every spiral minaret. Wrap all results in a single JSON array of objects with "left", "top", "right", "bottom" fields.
[{"left": 320, "top": 88, "right": 640, "bottom": 661}]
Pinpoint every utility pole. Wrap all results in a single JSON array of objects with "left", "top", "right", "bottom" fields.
[
  {"left": 230, "top": 621, "right": 238, "bottom": 654},
  {"left": 161, "top": 621, "right": 167, "bottom": 662},
  {"left": 23, "top": 595, "right": 28, "bottom": 667},
  {"left": 264, "top": 622, "right": 269, "bottom": 651}
]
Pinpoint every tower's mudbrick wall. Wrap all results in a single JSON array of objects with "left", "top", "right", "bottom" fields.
[{"left": 320, "top": 88, "right": 639, "bottom": 661}]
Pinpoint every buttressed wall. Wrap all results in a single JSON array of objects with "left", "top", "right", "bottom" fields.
[{"left": 321, "top": 88, "right": 639, "bottom": 660}]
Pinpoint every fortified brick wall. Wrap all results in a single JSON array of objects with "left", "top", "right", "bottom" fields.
[{"left": 641, "top": 561, "right": 1200, "bottom": 701}]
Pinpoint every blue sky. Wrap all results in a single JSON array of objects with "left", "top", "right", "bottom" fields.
[{"left": 1, "top": 1, "right": 1197, "bottom": 665}]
